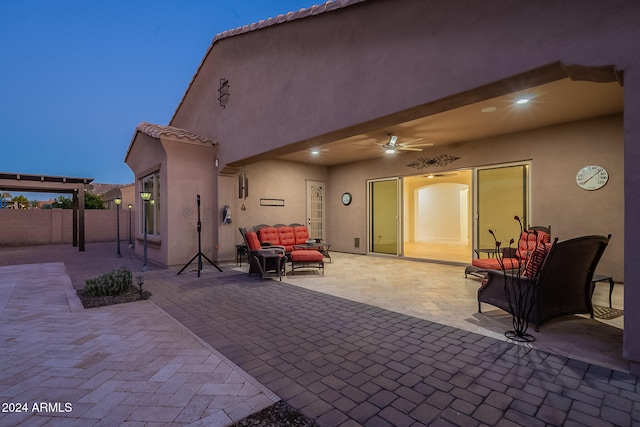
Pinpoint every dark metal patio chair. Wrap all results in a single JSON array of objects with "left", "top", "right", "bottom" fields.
[{"left": 478, "top": 234, "right": 611, "bottom": 331}]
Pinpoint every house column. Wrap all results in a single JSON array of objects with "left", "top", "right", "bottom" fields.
[{"left": 624, "top": 70, "right": 640, "bottom": 369}]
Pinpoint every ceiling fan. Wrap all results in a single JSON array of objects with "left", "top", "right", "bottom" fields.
[{"left": 354, "top": 134, "right": 434, "bottom": 153}]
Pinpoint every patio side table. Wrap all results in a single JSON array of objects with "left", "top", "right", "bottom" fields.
[{"left": 235, "top": 244, "right": 247, "bottom": 266}]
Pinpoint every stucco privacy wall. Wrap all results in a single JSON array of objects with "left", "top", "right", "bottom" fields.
[
  {"left": 0, "top": 209, "right": 127, "bottom": 245},
  {"left": 163, "top": 1, "right": 640, "bottom": 360}
]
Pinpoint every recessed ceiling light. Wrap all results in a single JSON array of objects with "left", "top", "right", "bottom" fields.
[
  {"left": 481, "top": 106, "right": 497, "bottom": 113},
  {"left": 515, "top": 98, "right": 529, "bottom": 105},
  {"left": 311, "top": 149, "right": 319, "bottom": 155}
]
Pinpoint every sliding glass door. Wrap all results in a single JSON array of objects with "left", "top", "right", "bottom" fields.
[
  {"left": 366, "top": 165, "right": 528, "bottom": 261},
  {"left": 476, "top": 164, "right": 529, "bottom": 252},
  {"left": 369, "top": 178, "right": 400, "bottom": 255}
]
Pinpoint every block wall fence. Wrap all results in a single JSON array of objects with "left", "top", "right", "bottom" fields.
[{"left": 0, "top": 209, "right": 134, "bottom": 246}]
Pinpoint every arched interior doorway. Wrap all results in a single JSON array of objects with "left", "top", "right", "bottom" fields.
[{"left": 403, "top": 170, "right": 472, "bottom": 263}]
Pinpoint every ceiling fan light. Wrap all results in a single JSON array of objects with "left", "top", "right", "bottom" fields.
[{"left": 385, "top": 147, "right": 396, "bottom": 154}]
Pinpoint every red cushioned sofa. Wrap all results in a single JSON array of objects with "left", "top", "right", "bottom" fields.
[
  {"left": 254, "top": 224, "right": 324, "bottom": 274},
  {"left": 255, "top": 224, "right": 312, "bottom": 252}
]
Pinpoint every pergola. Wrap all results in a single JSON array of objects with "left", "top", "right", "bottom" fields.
[{"left": 0, "top": 172, "right": 94, "bottom": 251}]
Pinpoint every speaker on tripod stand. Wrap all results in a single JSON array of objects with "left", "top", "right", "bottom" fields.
[{"left": 177, "top": 195, "right": 222, "bottom": 277}]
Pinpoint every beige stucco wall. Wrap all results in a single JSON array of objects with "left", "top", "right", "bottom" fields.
[
  {"left": 161, "top": 138, "right": 218, "bottom": 267},
  {"left": 172, "top": 1, "right": 636, "bottom": 168},
  {"left": 125, "top": 131, "right": 219, "bottom": 268},
  {"left": 126, "top": 132, "right": 166, "bottom": 266},
  {"left": 217, "top": 174, "right": 237, "bottom": 262},
  {"left": 229, "top": 160, "right": 328, "bottom": 248}
]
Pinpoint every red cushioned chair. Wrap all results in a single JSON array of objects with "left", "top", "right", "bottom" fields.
[
  {"left": 241, "top": 229, "right": 286, "bottom": 281},
  {"left": 465, "top": 226, "right": 551, "bottom": 278}
]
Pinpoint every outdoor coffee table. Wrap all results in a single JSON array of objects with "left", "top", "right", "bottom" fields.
[{"left": 293, "top": 242, "right": 331, "bottom": 262}]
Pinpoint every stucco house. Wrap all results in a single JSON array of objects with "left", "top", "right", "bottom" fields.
[{"left": 125, "top": 0, "right": 640, "bottom": 363}]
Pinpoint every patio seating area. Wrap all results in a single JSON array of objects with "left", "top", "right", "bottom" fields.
[
  {"left": 478, "top": 234, "right": 611, "bottom": 332},
  {"left": 0, "top": 243, "right": 632, "bottom": 426}
]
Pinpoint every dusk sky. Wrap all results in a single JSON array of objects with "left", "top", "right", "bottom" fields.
[{"left": 0, "top": 0, "right": 319, "bottom": 199}]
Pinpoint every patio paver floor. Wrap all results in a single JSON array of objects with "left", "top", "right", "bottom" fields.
[{"left": 0, "top": 243, "right": 637, "bottom": 426}]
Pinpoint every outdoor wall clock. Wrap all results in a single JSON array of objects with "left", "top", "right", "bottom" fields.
[
  {"left": 576, "top": 165, "right": 609, "bottom": 190},
  {"left": 341, "top": 192, "right": 352, "bottom": 206}
]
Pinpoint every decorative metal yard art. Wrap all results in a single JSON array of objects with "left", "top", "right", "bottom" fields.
[{"left": 488, "top": 216, "right": 544, "bottom": 342}]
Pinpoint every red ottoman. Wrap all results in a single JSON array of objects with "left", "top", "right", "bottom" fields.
[{"left": 289, "top": 250, "right": 324, "bottom": 275}]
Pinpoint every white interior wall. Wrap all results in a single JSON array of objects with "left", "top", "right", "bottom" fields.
[{"left": 415, "top": 183, "right": 468, "bottom": 243}]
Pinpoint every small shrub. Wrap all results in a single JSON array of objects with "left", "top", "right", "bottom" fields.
[{"left": 84, "top": 267, "right": 132, "bottom": 297}]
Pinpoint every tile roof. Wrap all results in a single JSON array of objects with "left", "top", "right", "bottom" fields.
[
  {"left": 90, "top": 183, "right": 122, "bottom": 195},
  {"left": 135, "top": 122, "right": 217, "bottom": 145},
  {"left": 214, "top": 0, "right": 368, "bottom": 42}
]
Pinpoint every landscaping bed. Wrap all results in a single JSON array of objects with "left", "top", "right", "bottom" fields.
[
  {"left": 77, "top": 285, "right": 151, "bottom": 309},
  {"left": 232, "top": 401, "right": 317, "bottom": 427}
]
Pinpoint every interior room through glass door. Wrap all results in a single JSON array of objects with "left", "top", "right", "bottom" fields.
[{"left": 403, "top": 170, "right": 472, "bottom": 263}]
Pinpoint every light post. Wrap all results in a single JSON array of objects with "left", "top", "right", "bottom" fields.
[
  {"left": 127, "top": 203, "right": 133, "bottom": 246},
  {"left": 114, "top": 198, "right": 122, "bottom": 258},
  {"left": 140, "top": 191, "right": 152, "bottom": 271}
]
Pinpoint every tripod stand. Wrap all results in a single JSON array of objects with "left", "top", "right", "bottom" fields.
[{"left": 177, "top": 195, "right": 222, "bottom": 276}]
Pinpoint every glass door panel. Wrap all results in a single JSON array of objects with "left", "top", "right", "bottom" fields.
[
  {"left": 369, "top": 178, "right": 399, "bottom": 255},
  {"left": 476, "top": 164, "right": 528, "bottom": 253}
]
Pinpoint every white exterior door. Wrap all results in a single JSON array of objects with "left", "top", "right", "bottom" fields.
[{"left": 306, "top": 180, "right": 325, "bottom": 240}]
